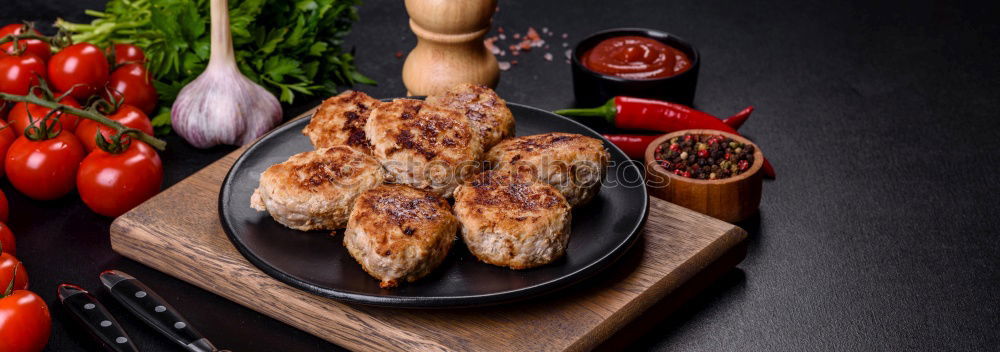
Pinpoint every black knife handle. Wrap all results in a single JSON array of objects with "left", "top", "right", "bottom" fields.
[
  {"left": 100, "top": 270, "right": 217, "bottom": 352},
  {"left": 58, "top": 284, "right": 139, "bottom": 352}
]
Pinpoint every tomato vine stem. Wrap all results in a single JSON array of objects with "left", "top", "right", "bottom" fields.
[{"left": 0, "top": 92, "right": 166, "bottom": 150}]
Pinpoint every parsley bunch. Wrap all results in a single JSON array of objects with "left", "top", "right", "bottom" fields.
[{"left": 57, "top": 0, "right": 374, "bottom": 130}]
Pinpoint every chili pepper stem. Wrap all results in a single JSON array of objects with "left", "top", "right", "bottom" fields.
[
  {"left": 0, "top": 92, "right": 167, "bottom": 150},
  {"left": 553, "top": 98, "right": 617, "bottom": 124}
]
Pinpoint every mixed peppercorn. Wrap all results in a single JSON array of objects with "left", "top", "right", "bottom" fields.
[{"left": 654, "top": 134, "right": 756, "bottom": 180}]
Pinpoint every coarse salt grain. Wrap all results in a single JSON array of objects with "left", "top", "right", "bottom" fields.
[
  {"left": 498, "top": 61, "right": 511, "bottom": 71},
  {"left": 564, "top": 49, "right": 572, "bottom": 60},
  {"left": 544, "top": 53, "right": 553, "bottom": 61},
  {"left": 526, "top": 27, "right": 541, "bottom": 41}
]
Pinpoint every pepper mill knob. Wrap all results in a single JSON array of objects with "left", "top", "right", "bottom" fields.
[{"left": 402, "top": 0, "right": 499, "bottom": 96}]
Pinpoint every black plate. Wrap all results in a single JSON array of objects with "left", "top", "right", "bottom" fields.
[{"left": 219, "top": 101, "right": 649, "bottom": 308}]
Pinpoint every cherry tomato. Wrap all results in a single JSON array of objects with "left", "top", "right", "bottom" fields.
[
  {"left": 109, "top": 43, "right": 146, "bottom": 65},
  {"left": 0, "top": 253, "right": 26, "bottom": 291},
  {"left": 5, "top": 133, "right": 86, "bottom": 200},
  {"left": 0, "top": 53, "right": 46, "bottom": 96},
  {"left": 0, "top": 24, "right": 51, "bottom": 62},
  {"left": 0, "top": 222, "right": 12, "bottom": 255},
  {"left": 7, "top": 95, "right": 82, "bottom": 136},
  {"left": 78, "top": 141, "right": 163, "bottom": 217},
  {"left": 0, "top": 120, "right": 14, "bottom": 179},
  {"left": 106, "top": 63, "right": 157, "bottom": 114},
  {"left": 48, "top": 43, "right": 109, "bottom": 101},
  {"left": 75, "top": 104, "right": 153, "bottom": 153},
  {"left": 0, "top": 190, "right": 6, "bottom": 223},
  {"left": 0, "top": 290, "right": 50, "bottom": 352}
]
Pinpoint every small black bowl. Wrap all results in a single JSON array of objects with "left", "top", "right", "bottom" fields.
[{"left": 571, "top": 28, "right": 700, "bottom": 106}]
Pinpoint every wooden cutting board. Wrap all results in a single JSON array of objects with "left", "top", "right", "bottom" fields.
[{"left": 109, "top": 110, "right": 748, "bottom": 351}]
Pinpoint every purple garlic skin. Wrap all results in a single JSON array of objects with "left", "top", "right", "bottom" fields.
[{"left": 171, "top": 63, "right": 282, "bottom": 149}]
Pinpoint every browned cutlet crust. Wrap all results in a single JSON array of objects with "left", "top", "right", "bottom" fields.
[
  {"left": 365, "top": 99, "right": 483, "bottom": 197},
  {"left": 453, "top": 170, "right": 571, "bottom": 269},
  {"left": 345, "top": 184, "right": 458, "bottom": 288},
  {"left": 485, "top": 132, "right": 609, "bottom": 207},
  {"left": 302, "top": 90, "right": 380, "bottom": 152},
  {"left": 425, "top": 83, "right": 515, "bottom": 149},
  {"left": 250, "top": 146, "right": 385, "bottom": 231}
]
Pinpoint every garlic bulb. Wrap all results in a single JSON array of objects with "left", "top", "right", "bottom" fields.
[{"left": 171, "top": 0, "right": 282, "bottom": 148}]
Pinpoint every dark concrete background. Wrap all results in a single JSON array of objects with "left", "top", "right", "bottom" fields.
[{"left": 3, "top": 0, "right": 999, "bottom": 350}]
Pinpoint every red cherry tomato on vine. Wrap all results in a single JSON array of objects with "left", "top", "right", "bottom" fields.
[
  {"left": 0, "top": 121, "right": 14, "bottom": 179},
  {"left": 78, "top": 141, "right": 163, "bottom": 217},
  {"left": 0, "top": 252, "right": 26, "bottom": 291},
  {"left": 75, "top": 104, "right": 153, "bottom": 153},
  {"left": 0, "top": 290, "right": 50, "bottom": 352},
  {"left": 106, "top": 63, "right": 157, "bottom": 114},
  {"left": 0, "top": 222, "right": 12, "bottom": 255},
  {"left": 5, "top": 133, "right": 86, "bottom": 200},
  {"left": 7, "top": 95, "right": 82, "bottom": 136},
  {"left": 0, "top": 53, "right": 46, "bottom": 96},
  {"left": 48, "top": 43, "right": 109, "bottom": 101},
  {"left": 109, "top": 43, "right": 146, "bottom": 65},
  {"left": 0, "top": 24, "right": 51, "bottom": 62}
]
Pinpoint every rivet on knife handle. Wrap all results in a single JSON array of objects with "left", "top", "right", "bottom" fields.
[
  {"left": 58, "top": 283, "right": 139, "bottom": 352},
  {"left": 100, "top": 270, "right": 218, "bottom": 352}
]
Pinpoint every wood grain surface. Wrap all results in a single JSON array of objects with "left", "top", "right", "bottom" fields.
[{"left": 110, "top": 110, "right": 748, "bottom": 351}]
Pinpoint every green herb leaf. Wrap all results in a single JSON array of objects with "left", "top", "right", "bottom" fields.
[{"left": 57, "top": 0, "right": 374, "bottom": 130}]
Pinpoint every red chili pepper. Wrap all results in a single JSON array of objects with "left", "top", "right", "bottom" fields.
[
  {"left": 557, "top": 97, "right": 775, "bottom": 178},
  {"left": 601, "top": 134, "right": 659, "bottom": 159},
  {"left": 555, "top": 97, "right": 751, "bottom": 133}
]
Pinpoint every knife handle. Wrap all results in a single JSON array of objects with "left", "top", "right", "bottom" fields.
[
  {"left": 58, "top": 284, "right": 139, "bottom": 352},
  {"left": 100, "top": 270, "right": 217, "bottom": 352}
]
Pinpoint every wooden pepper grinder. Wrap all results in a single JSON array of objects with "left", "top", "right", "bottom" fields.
[{"left": 402, "top": 0, "right": 499, "bottom": 96}]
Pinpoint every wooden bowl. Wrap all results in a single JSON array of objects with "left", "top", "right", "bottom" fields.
[{"left": 644, "top": 129, "right": 763, "bottom": 223}]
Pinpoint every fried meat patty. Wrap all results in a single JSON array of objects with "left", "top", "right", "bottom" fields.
[
  {"left": 453, "top": 170, "right": 572, "bottom": 269},
  {"left": 425, "top": 83, "right": 515, "bottom": 150},
  {"left": 485, "top": 132, "right": 609, "bottom": 207},
  {"left": 301, "top": 90, "right": 379, "bottom": 152},
  {"left": 344, "top": 184, "right": 458, "bottom": 288},
  {"left": 365, "top": 99, "right": 483, "bottom": 197},
  {"left": 250, "top": 146, "right": 385, "bottom": 231}
]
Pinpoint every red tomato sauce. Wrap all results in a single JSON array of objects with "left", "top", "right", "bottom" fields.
[{"left": 582, "top": 36, "right": 692, "bottom": 79}]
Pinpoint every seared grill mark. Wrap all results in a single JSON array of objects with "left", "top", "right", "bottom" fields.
[
  {"left": 287, "top": 149, "right": 372, "bottom": 189},
  {"left": 302, "top": 91, "right": 378, "bottom": 151},
  {"left": 363, "top": 189, "right": 444, "bottom": 223},
  {"left": 468, "top": 171, "right": 563, "bottom": 211},
  {"left": 347, "top": 129, "right": 370, "bottom": 148},
  {"left": 400, "top": 101, "right": 422, "bottom": 120},
  {"left": 503, "top": 133, "right": 581, "bottom": 153},
  {"left": 394, "top": 130, "right": 437, "bottom": 159}
]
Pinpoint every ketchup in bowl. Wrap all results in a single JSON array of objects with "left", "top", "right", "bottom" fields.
[{"left": 582, "top": 36, "right": 692, "bottom": 80}]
